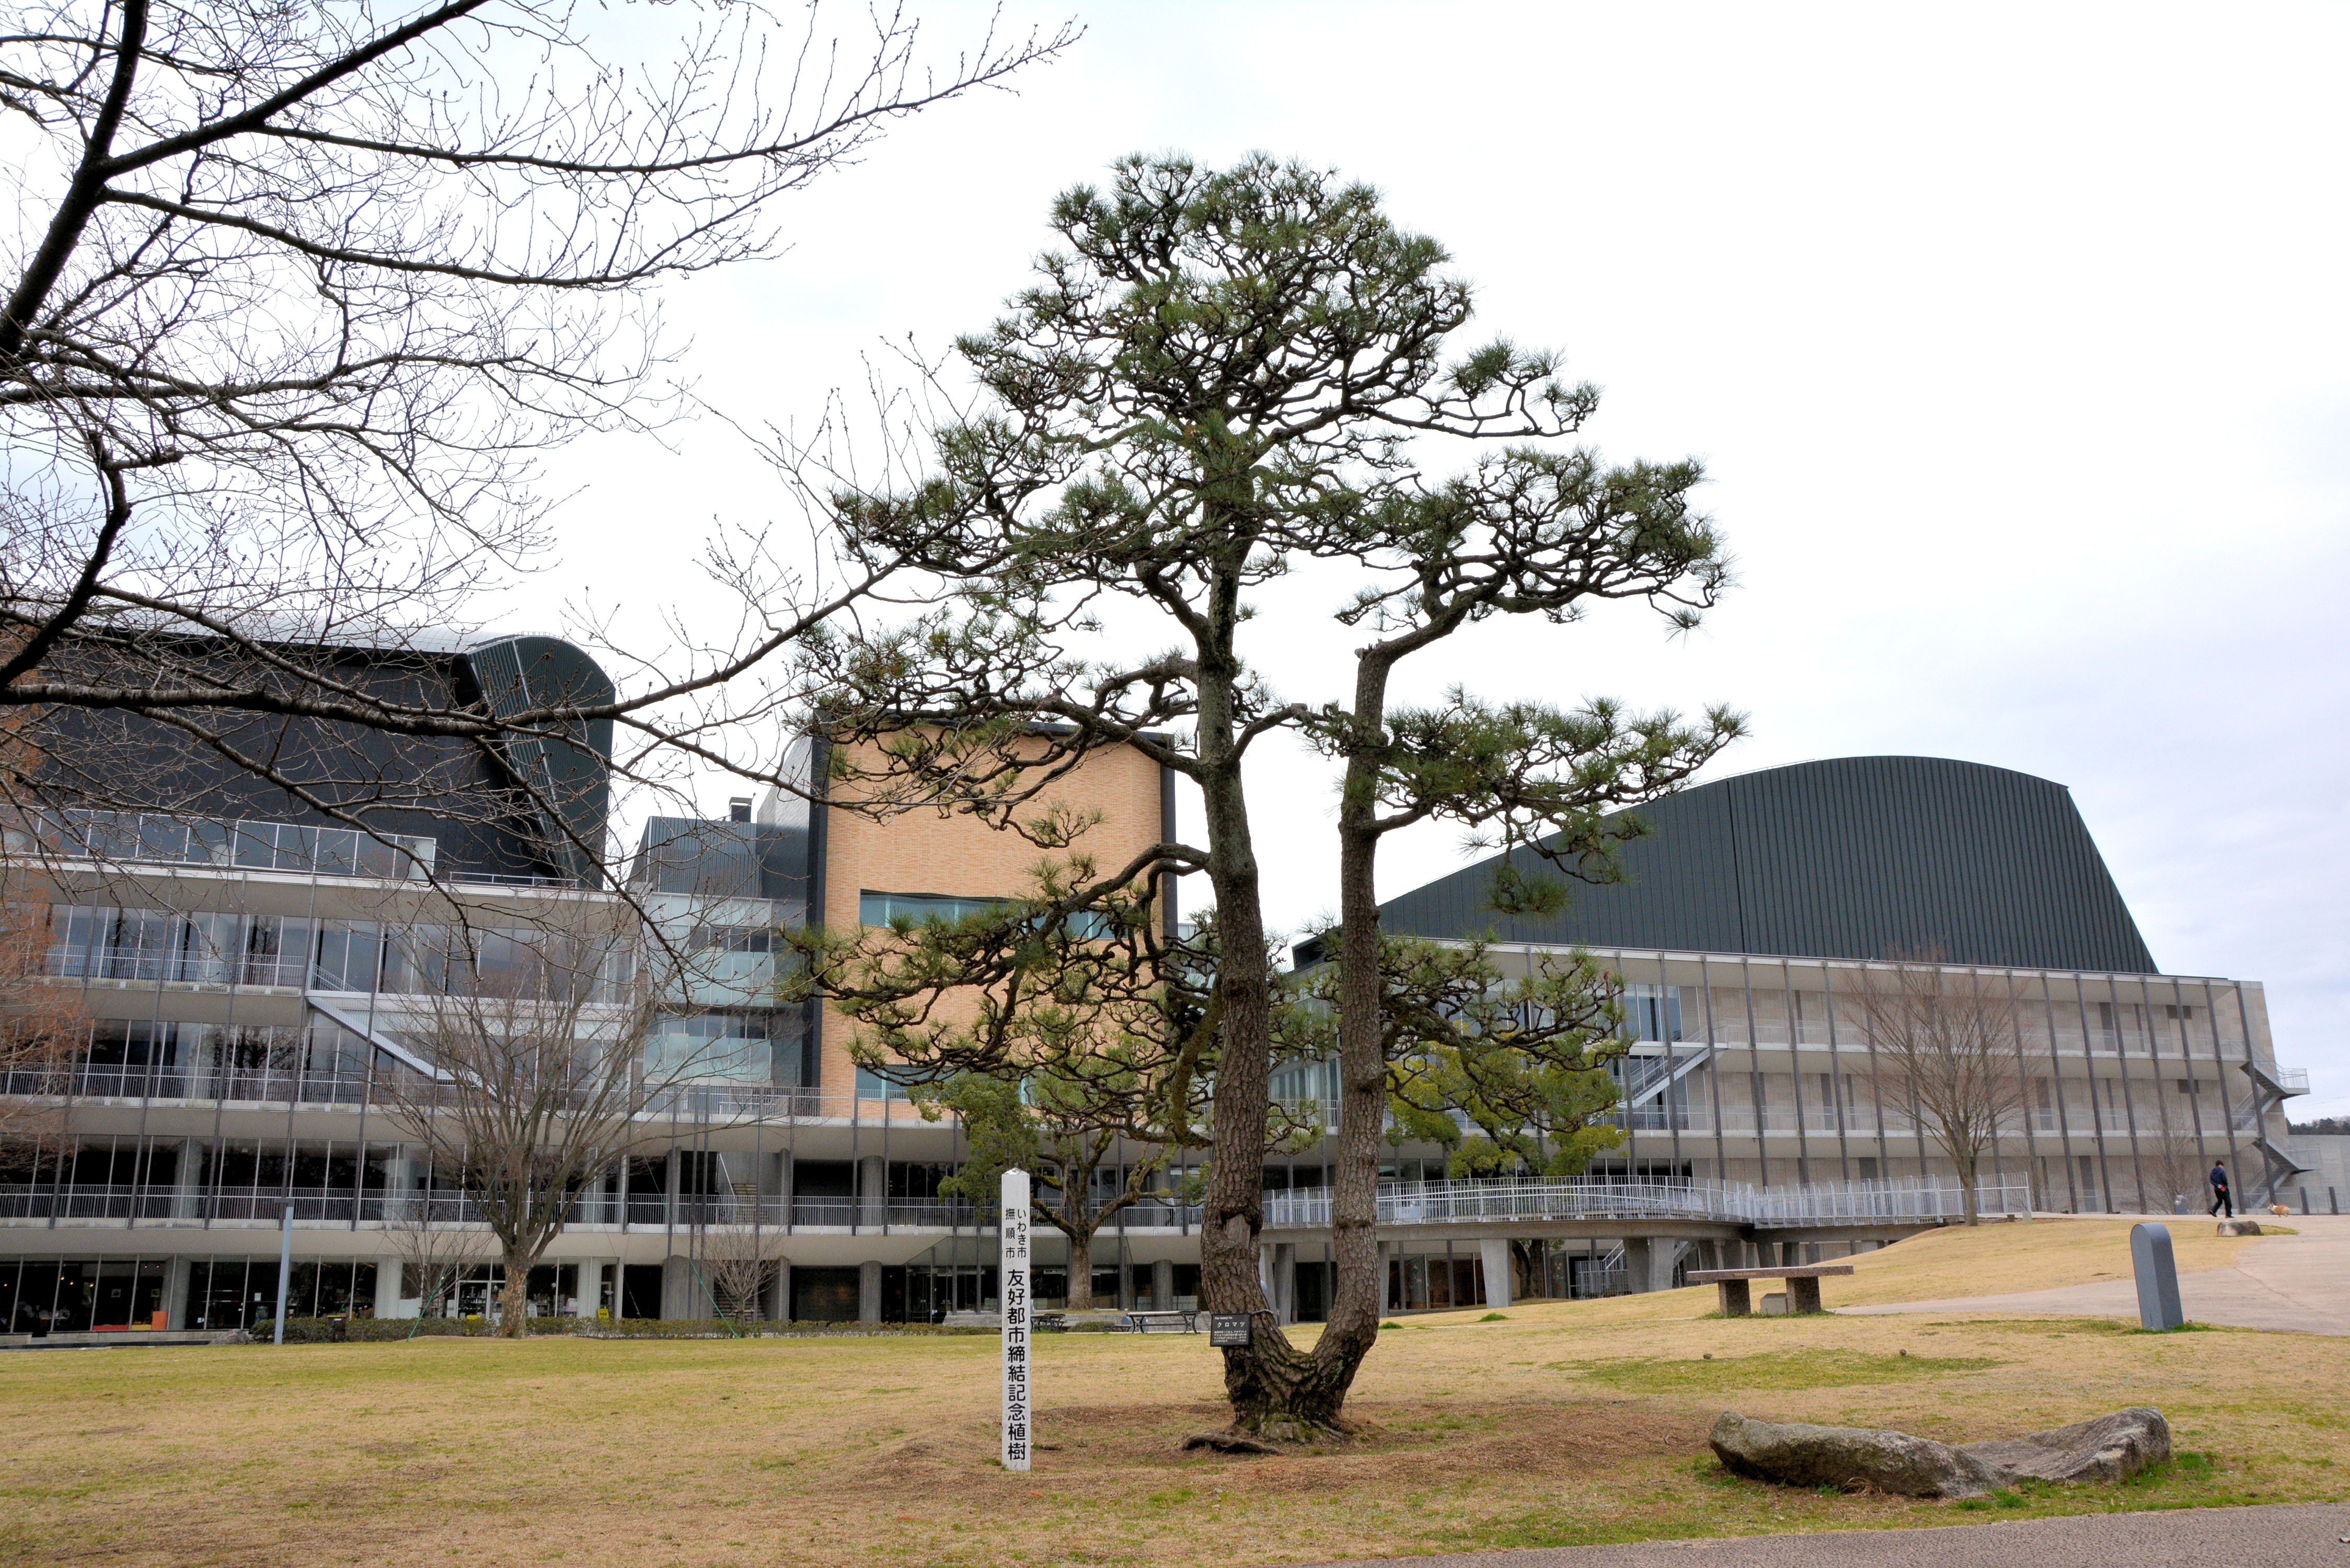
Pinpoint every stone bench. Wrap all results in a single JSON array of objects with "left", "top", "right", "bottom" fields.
[{"left": 1686, "top": 1264, "right": 1856, "bottom": 1317}]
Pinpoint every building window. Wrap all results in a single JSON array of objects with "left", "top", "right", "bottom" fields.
[
  {"left": 854, "top": 1065, "right": 913, "bottom": 1101},
  {"left": 1619, "top": 985, "right": 1682, "bottom": 1043},
  {"left": 43, "top": 809, "right": 434, "bottom": 879},
  {"left": 688, "top": 923, "right": 773, "bottom": 953},
  {"left": 648, "top": 1012, "right": 778, "bottom": 1081},
  {"left": 859, "top": 890, "right": 1112, "bottom": 939},
  {"left": 860, "top": 891, "right": 1010, "bottom": 927}
]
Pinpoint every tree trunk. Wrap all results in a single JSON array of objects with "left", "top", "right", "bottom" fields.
[
  {"left": 1954, "top": 1143, "right": 1981, "bottom": 1226},
  {"left": 1190, "top": 599, "right": 1317, "bottom": 1434},
  {"left": 498, "top": 1244, "right": 532, "bottom": 1337},
  {"left": 1296, "top": 651, "right": 1402, "bottom": 1427},
  {"left": 1064, "top": 1223, "right": 1094, "bottom": 1310}
]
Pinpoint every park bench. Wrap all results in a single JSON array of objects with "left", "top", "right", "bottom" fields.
[
  {"left": 1122, "top": 1309, "right": 1199, "bottom": 1333},
  {"left": 1686, "top": 1264, "right": 1855, "bottom": 1317}
]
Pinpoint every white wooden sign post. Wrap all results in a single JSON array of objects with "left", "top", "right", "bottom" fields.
[{"left": 1000, "top": 1169, "right": 1033, "bottom": 1471}]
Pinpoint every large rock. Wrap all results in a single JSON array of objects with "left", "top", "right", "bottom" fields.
[
  {"left": 1962, "top": 1407, "right": 2173, "bottom": 1485},
  {"left": 1709, "top": 1407, "right": 2170, "bottom": 1498},
  {"left": 1710, "top": 1412, "right": 2003, "bottom": 1497}
]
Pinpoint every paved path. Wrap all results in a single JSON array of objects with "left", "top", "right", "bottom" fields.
[
  {"left": 1278, "top": 1503, "right": 2350, "bottom": 1567},
  {"left": 1846, "top": 1215, "right": 2350, "bottom": 1334}
]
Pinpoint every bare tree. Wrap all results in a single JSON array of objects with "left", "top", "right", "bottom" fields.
[
  {"left": 382, "top": 1196, "right": 494, "bottom": 1323},
  {"left": 0, "top": 0, "right": 1076, "bottom": 856},
  {"left": 376, "top": 894, "right": 698, "bottom": 1335},
  {"left": 696, "top": 1223, "right": 786, "bottom": 1324},
  {"left": 2136, "top": 1131, "right": 2213, "bottom": 1217},
  {"left": 1853, "top": 959, "right": 2030, "bottom": 1225},
  {"left": 0, "top": 895, "right": 85, "bottom": 1158}
]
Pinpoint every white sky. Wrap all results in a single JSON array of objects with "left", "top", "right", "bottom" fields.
[{"left": 523, "top": 3, "right": 2350, "bottom": 1117}]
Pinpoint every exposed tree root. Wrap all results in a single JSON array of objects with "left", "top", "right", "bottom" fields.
[{"left": 1183, "top": 1412, "right": 1368, "bottom": 1452}]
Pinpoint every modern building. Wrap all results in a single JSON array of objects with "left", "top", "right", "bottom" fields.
[
  {"left": 2284, "top": 1122, "right": 2350, "bottom": 1215},
  {"left": 1273, "top": 756, "right": 2309, "bottom": 1311},
  {"left": 0, "top": 660, "right": 1185, "bottom": 1333},
  {"left": 2, "top": 683, "right": 2316, "bottom": 1337}
]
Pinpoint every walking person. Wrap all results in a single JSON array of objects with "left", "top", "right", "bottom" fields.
[{"left": 2208, "top": 1160, "right": 2233, "bottom": 1219}]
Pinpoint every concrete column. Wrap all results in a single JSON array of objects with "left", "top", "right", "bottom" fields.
[
  {"left": 1151, "top": 1258, "right": 1174, "bottom": 1310},
  {"left": 374, "top": 1254, "right": 408, "bottom": 1318},
  {"left": 575, "top": 1261, "right": 604, "bottom": 1320},
  {"left": 1478, "top": 1238, "right": 1514, "bottom": 1309},
  {"left": 381, "top": 1146, "right": 417, "bottom": 1220},
  {"left": 1621, "top": 1237, "right": 1680, "bottom": 1294},
  {"left": 766, "top": 1260, "right": 794, "bottom": 1325},
  {"left": 858, "top": 1259, "right": 882, "bottom": 1324},
  {"left": 162, "top": 1257, "right": 192, "bottom": 1329},
  {"left": 1258, "top": 1241, "right": 1275, "bottom": 1303},
  {"left": 172, "top": 1140, "right": 204, "bottom": 1220},
  {"left": 858, "top": 1156, "right": 886, "bottom": 1228},
  {"left": 1272, "top": 1242, "right": 1297, "bottom": 1324},
  {"left": 660, "top": 1253, "right": 694, "bottom": 1320},
  {"left": 1622, "top": 1237, "right": 1652, "bottom": 1293}
]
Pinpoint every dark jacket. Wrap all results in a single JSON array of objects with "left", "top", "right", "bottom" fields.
[{"left": 2210, "top": 1165, "right": 2230, "bottom": 1191}]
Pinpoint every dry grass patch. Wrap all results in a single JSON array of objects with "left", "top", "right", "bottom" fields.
[
  {"left": 1831, "top": 1217, "right": 2260, "bottom": 1305},
  {"left": 1, "top": 1222, "right": 2339, "bottom": 1568}
]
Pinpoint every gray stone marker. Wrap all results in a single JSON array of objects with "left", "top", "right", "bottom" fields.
[{"left": 2130, "top": 1221, "right": 2185, "bottom": 1331}]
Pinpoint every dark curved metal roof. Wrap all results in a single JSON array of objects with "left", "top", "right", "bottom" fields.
[{"left": 1377, "top": 755, "right": 2158, "bottom": 974}]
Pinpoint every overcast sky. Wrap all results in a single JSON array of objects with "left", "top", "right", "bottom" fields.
[{"left": 523, "top": 2, "right": 2349, "bottom": 1116}]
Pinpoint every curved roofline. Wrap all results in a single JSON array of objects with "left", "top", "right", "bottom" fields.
[
  {"left": 1653, "top": 753, "right": 2075, "bottom": 797},
  {"left": 1376, "top": 752, "right": 2159, "bottom": 974}
]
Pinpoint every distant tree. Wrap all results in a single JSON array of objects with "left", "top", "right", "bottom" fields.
[
  {"left": 1853, "top": 959, "right": 2030, "bottom": 1224},
  {"left": 799, "top": 853, "right": 1211, "bottom": 1313},
  {"left": 377, "top": 898, "right": 685, "bottom": 1335},
  {"left": 381, "top": 1196, "right": 494, "bottom": 1324},
  {"left": 788, "top": 154, "right": 1735, "bottom": 1437},
  {"left": 696, "top": 1225, "right": 787, "bottom": 1325},
  {"left": 2136, "top": 1131, "right": 2218, "bottom": 1216},
  {"left": 0, "top": 897, "right": 84, "bottom": 1160},
  {"left": 914, "top": 1073, "right": 1180, "bottom": 1312},
  {"left": 1322, "top": 936, "right": 1630, "bottom": 1181}
]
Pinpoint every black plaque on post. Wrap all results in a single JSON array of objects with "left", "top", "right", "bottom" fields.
[{"left": 1208, "top": 1312, "right": 1253, "bottom": 1348}]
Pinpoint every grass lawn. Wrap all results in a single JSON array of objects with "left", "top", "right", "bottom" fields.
[{"left": 3, "top": 1220, "right": 2339, "bottom": 1567}]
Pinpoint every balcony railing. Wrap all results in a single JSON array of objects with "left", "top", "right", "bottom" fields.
[
  {"left": 0, "top": 1185, "right": 1209, "bottom": 1231},
  {"left": 1262, "top": 1174, "right": 2032, "bottom": 1231}
]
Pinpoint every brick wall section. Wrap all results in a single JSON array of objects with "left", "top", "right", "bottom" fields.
[{"left": 817, "top": 739, "right": 1168, "bottom": 1097}]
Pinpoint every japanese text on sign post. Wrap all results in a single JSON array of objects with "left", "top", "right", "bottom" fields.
[{"left": 1001, "top": 1169, "right": 1032, "bottom": 1472}]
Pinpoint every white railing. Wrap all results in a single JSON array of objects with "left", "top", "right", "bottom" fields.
[{"left": 1262, "top": 1174, "right": 2032, "bottom": 1231}]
